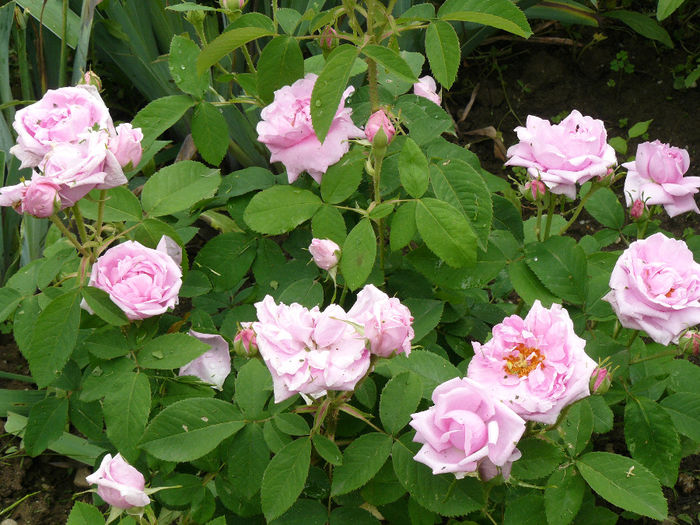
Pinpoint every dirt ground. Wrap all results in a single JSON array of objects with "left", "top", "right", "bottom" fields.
[{"left": 1, "top": 18, "right": 699, "bottom": 525}]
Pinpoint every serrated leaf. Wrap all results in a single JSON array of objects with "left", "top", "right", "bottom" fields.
[
  {"left": 624, "top": 396, "right": 681, "bottom": 486},
  {"left": 583, "top": 188, "right": 624, "bottom": 229},
  {"left": 0, "top": 287, "right": 22, "bottom": 323},
  {"left": 78, "top": 186, "right": 142, "bottom": 222},
  {"left": 395, "top": 95, "right": 453, "bottom": 145},
  {"left": 169, "top": 35, "right": 208, "bottom": 98},
  {"left": 227, "top": 423, "right": 270, "bottom": 499},
  {"left": 311, "top": 45, "right": 360, "bottom": 142},
  {"left": 24, "top": 397, "right": 69, "bottom": 456},
  {"left": 142, "top": 161, "right": 221, "bottom": 217},
  {"left": 244, "top": 186, "right": 322, "bottom": 234},
  {"left": 375, "top": 350, "right": 460, "bottom": 399},
  {"left": 66, "top": 502, "right": 105, "bottom": 525},
  {"left": 380, "top": 372, "right": 422, "bottom": 435},
  {"left": 361, "top": 45, "right": 418, "bottom": 83},
  {"left": 261, "top": 438, "right": 311, "bottom": 521},
  {"left": 278, "top": 279, "right": 324, "bottom": 309},
  {"left": 132, "top": 95, "right": 195, "bottom": 149},
  {"left": 197, "top": 27, "right": 275, "bottom": 74},
  {"left": 504, "top": 493, "right": 546, "bottom": 525},
  {"left": 403, "top": 298, "right": 443, "bottom": 342},
  {"left": 559, "top": 399, "right": 594, "bottom": 456},
  {"left": 274, "top": 413, "right": 310, "bottom": 436},
  {"left": 312, "top": 205, "right": 347, "bottom": 245},
  {"left": 104, "top": 372, "right": 150, "bottom": 457},
  {"left": 191, "top": 101, "right": 229, "bottom": 166},
  {"left": 340, "top": 219, "right": 376, "bottom": 291},
  {"left": 194, "top": 232, "right": 256, "bottom": 292},
  {"left": 508, "top": 260, "right": 561, "bottom": 307},
  {"left": 511, "top": 437, "right": 566, "bottom": 480},
  {"left": 136, "top": 333, "right": 210, "bottom": 370},
  {"left": 424, "top": 21, "right": 460, "bottom": 89},
  {"left": 438, "top": 0, "right": 532, "bottom": 38},
  {"left": 235, "top": 359, "right": 273, "bottom": 419},
  {"left": 588, "top": 395, "right": 614, "bottom": 434},
  {"left": 320, "top": 148, "right": 365, "bottom": 204},
  {"left": 399, "top": 138, "right": 429, "bottom": 198},
  {"left": 331, "top": 432, "right": 393, "bottom": 496},
  {"left": 525, "top": 236, "right": 587, "bottom": 304},
  {"left": 257, "top": 36, "right": 305, "bottom": 104},
  {"left": 415, "top": 198, "right": 477, "bottom": 268},
  {"left": 660, "top": 392, "right": 700, "bottom": 442},
  {"left": 81, "top": 286, "right": 129, "bottom": 326},
  {"left": 140, "top": 398, "right": 244, "bottom": 461},
  {"left": 312, "top": 434, "right": 342, "bottom": 466},
  {"left": 576, "top": 452, "right": 667, "bottom": 520},
  {"left": 390, "top": 201, "right": 416, "bottom": 251},
  {"left": 545, "top": 466, "right": 585, "bottom": 525}
]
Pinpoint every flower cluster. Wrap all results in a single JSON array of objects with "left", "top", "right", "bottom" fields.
[
  {"left": 251, "top": 285, "right": 413, "bottom": 403},
  {"left": 411, "top": 301, "right": 598, "bottom": 480},
  {"left": 0, "top": 85, "right": 142, "bottom": 218}
]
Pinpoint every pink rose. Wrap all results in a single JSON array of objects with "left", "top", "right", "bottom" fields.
[
  {"left": 10, "top": 85, "right": 113, "bottom": 169},
  {"left": 524, "top": 179, "right": 546, "bottom": 200},
  {"left": 319, "top": 26, "right": 338, "bottom": 50},
  {"left": 630, "top": 198, "right": 646, "bottom": 219},
  {"left": 623, "top": 140, "right": 699, "bottom": 217},
  {"left": 347, "top": 284, "right": 414, "bottom": 358},
  {"left": 109, "top": 123, "right": 144, "bottom": 169},
  {"left": 22, "top": 177, "right": 61, "bottom": 218},
  {"left": 413, "top": 76, "right": 441, "bottom": 105},
  {"left": 410, "top": 377, "right": 525, "bottom": 478},
  {"left": 85, "top": 453, "right": 150, "bottom": 509},
  {"left": 477, "top": 451, "right": 521, "bottom": 481},
  {"left": 81, "top": 70, "right": 103, "bottom": 90},
  {"left": 252, "top": 295, "right": 370, "bottom": 402},
  {"left": 603, "top": 232, "right": 700, "bottom": 345},
  {"left": 590, "top": 366, "right": 611, "bottom": 394},
  {"left": 467, "top": 300, "right": 597, "bottom": 424},
  {"left": 233, "top": 323, "right": 257, "bottom": 356},
  {"left": 309, "top": 238, "right": 340, "bottom": 270},
  {"left": 256, "top": 73, "right": 364, "bottom": 184},
  {"left": 505, "top": 110, "right": 617, "bottom": 199},
  {"left": 365, "top": 110, "right": 395, "bottom": 144},
  {"left": 179, "top": 330, "right": 232, "bottom": 390},
  {"left": 83, "top": 236, "right": 182, "bottom": 321}
]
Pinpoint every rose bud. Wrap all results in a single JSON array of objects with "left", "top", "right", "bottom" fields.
[
  {"left": 524, "top": 179, "right": 546, "bottom": 200},
  {"left": 309, "top": 238, "right": 340, "bottom": 271},
  {"left": 22, "top": 177, "right": 61, "bottom": 218},
  {"left": 85, "top": 453, "right": 150, "bottom": 509},
  {"left": 319, "top": 26, "right": 338, "bottom": 51},
  {"left": 233, "top": 323, "right": 258, "bottom": 356},
  {"left": 80, "top": 70, "right": 102, "bottom": 91},
  {"left": 679, "top": 331, "right": 700, "bottom": 357},
  {"left": 629, "top": 198, "right": 645, "bottom": 219},
  {"left": 590, "top": 366, "right": 611, "bottom": 394},
  {"left": 365, "top": 110, "right": 395, "bottom": 145}
]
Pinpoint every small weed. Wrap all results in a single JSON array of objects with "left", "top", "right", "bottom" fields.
[{"left": 610, "top": 50, "right": 635, "bottom": 74}]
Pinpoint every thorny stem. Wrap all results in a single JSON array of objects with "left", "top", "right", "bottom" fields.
[
  {"left": 49, "top": 215, "right": 91, "bottom": 259},
  {"left": 95, "top": 189, "right": 107, "bottom": 242},
  {"left": 71, "top": 205, "right": 89, "bottom": 246},
  {"left": 559, "top": 183, "right": 601, "bottom": 235}
]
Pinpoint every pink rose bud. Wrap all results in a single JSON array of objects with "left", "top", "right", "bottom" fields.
[
  {"left": 309, "top": 238, "right": 340, "bottom": 271},
  {"left": 233, "top": 323, "right": 258, "bottom": 356},
  {"left": 179, "top": 330, "right": 232, "bottom": 390},
  {"left": 109, "top": 123, "right": 144, "bottom": 169},
  {"left": 630, "top": 198, "right": 645, "bottom": 219},
  {"left": 80, "top": 70, "right": 102, "bottom": 91},
  {"left": 82, "top": 236, "right": 182, "bottom": 321},
  {"left": 319, "top": 26, "right": 338, "bottom": 51},
  {"left": 679, "top": 331, "right": 700, "bottom": 356},
  {"left": 22, "top": 177, "right": 61, "bottom": 218},
  {"left": 590, "top": 367, "right": 611, "bottom": 394},
  {"left": 365, "top": 110, "right": 395, "bottom": 145},
  {"left": 220, "top": 0, "right": 246, "bottom": 9},
  {"left": 413, "top": 76, "right": 441, "bottom": 105},
  {"left": 85, "top": 453, "right": 150, "bottom": 509},
  {"left": 524, "top": 179, "right": 546, "bottom": 200}
]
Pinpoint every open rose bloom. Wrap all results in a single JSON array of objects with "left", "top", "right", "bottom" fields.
[
  {"left": 468, "top": 300, "right": 597, "bottom": 424},
  {"left": 85, "top": 453, "right": 150, "bottom": 509},
  {"left": 252, "top": 295, "right": 370, "bottom": 402},
  {"left": 603, "top": 233, "right": 700, "bottom": 345},
  {"left": 505, "top": 110, "right": 617, "bottom": 199},
  {"left": 410, "top": 377, "right": 525, "bottom": 479},
  {"left": 256, "top": 73, "right": 364, "bottom": 184},
  {"left": 82, "top": 236, "right": 182, "bottom": 321},
  {"left": 623, "top": 140, "right": 699, "bottom": 217}
]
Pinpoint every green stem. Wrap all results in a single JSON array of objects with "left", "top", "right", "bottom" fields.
[
  {"left": 559, "top": 184, "right": 601, "bottom": 235},
  {"left": 72, "top": 0, "right": 98, "bottom": 85},
  {"left": 626, "top": 330, "right": 639, "bottom": 348},
  {"left": 49, "top": 215, "right": 90, "bottom": 259},
  {"left": 535, "top": 199, "right": 543, "bottom": 242},
  {"left": 629, "top": 348, "right": 679, "bottom": 365},
  {"left": 0, "top": 370, "right": 34, "bottom": 383},
  {"left": 58, "top": 0, "right": 68, "bottom": 86},
  {"left": 71, "top": 205, "right": 88, "bottom": 245},
  {"left": 373, "top": 154, "right": 385, "bottom": 272},
  {"left": 543, "top": 194, "right": 555, "bottom": 240},
  {"left": 94, "top": 189, "right": 106, "bottom": 241},
  {"left": 637, "top": 216, "right": 649, "bottom": 239},
  {"left": 241, "top": 44, "right": 256, "bottom": 73},
  {"left": 367, "top": 58, "right": 379, "bottom": 112}
]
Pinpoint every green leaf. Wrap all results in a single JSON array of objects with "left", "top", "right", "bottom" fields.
[
  {"left": 504, "top": 493, "right": 546, "bottom": 525},
  {"left": 399, "top": 138, "right": 429, "bottom": 198},
  {"left": 340, "top": 219, "right": 376, "bottom": 291},
  {"left": 375, "top": 350, "right": 460, "bottom": 399},
  {"left": 244, "top": 186, "right": 322, "bottom": 234},
  {"left": 27, "top": 290, "right": 82, "bottom": 388},
  {"left": 311, "top": 45, "right": 360, "bottom": 142},
  {"left": 132, "top": 95, "right": 195, "bottom": 149},
  {"left": 415, "top": 198, "right": 477, "bottom": 268},
  {"left": 78, "top": 187, "right": 142, "bottom": 222},
  {"left": 438, "top": 0, "right": 532, "bottom": 38},
  {"left": 235, "top": 359, "right": 273, "bottom": 419},
  {"left": 312, "top": 205, "right": 347, "bottom": 245},
  {"left": 424, "top": 21, "right": 460, "bottom": 89},
  {"left": 660, "top": 392, "right": 700, "bottom": 442},
  {"left": 361, "top": 45, "right": 418, "bottom": 83},
  {"left": 14, "top": 0, "right": 80, "bottom": 48},
  {"left": 624, "top": 396, "right": 681, "bottom": 486},
  {"left": 321, "top": 149, "right": 365, "bottom": 204},
  {"left": 605, "top": 10, "right": 673, "bottom": 48},
  {"left": 194, "top": 233, "right": 256, "bottom": 292},
  {"left": 331, "top": 433, "right": 393, "bottom": 496},
  {"left": 257, "top": 36, "right": 304, "bottom": 104},
  {"left": 24, "top": 397, "right": 69, "bottom": 456},
  {"left": 583, "top": 188, "right": 624, "bottom": 229},
  {"left": 330, "top": 507, "right": 380, "bottom": 525},
  {"left": 270, "top": 499, "right": 327, "bottom": 525},
  {"left": 559, "top": 399, "right": 594, "bottom": 456},
  {"left": 657, "top": 0, "right": 686, "bottom": 20},
  {"left": 511, "top": 437, "right": 566, "bottom": 480},
  {"left": 142, "top": 160, "right": 221, "bottom": 217},
  {"left": 169, "top": 35, "right": 208, "bottom": 98},
  {"left": 279, "top": 279, "right": 324, "bottom": 309},
  {"left": 390, "top": 202, "right": 417, "bottom": 251},
  {"left": 380, "top": 372, "right": 423, "bottom": 435},
  {"left": 545, "top": 465, "right": 586, "bottom": 525},
  {"left": 403, "top": 298, "right": 443, "bottom": 343},
  {"left": 508, "top": 260, "right": 561, "bottom": 307},
  {"left": 429, "top": 160, "right": 493, "bottom": 249},
  {"left": 392, "top": 436, "right": 483, "bottom": 516},
  {"left": 227, "top": 423, "right": 270, "bottom": 499},
  {"left": 0, "top": 287, "right": 22, "bottom": 323},
  {"left": 140, "top": 398, "right": 245, "bottom": 461},
  {"left": 136, "top": 333, "right": 210, "bottom": 370},
  {"left": 395, "top": 95, "right": 453, "bottom": 145},
  {"left": 261, "top": 437, "right": 312, "bottom": 521},
  {"left": 191, "top": 101, "right": 229, "bottom": 166},
  {"left": 608, "top": 136, "right": 628, "bottom": 155},
  {"left": 219, "top": 167, "right": 275, "bottom": 198},
  {"left": 588, "top": 395, "right": 614, "bottom": 434},
  {"left": 103, "top": 372, "right": 151, "bottom": 457},
  {"left": 525, "top": 236, "right": 587, "bottom": 304},
  {"left": 627, "top": 119, "right": 653, "bottom": 138},
  {"left": 576, "top": 452, "right": 667, "bottom": 520},
  {"left": 197, "top": 27, "right": 275, "bottom": 75},
  {"left": 312, "top": 434, "right": 342, "bottom": 466},
  {"left": 274, "top": 413, "right": 310, "bottom": 436},
  {"left": 66, "top": 502, "right": 106, "bottom": 525},
  {"left": 81, "top": 286, "right": 129, "bottom": 326}
]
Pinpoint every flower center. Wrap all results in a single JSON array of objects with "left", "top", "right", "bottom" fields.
[{"left": 503, "top": 344, "right": 546, "bottom": 377}]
